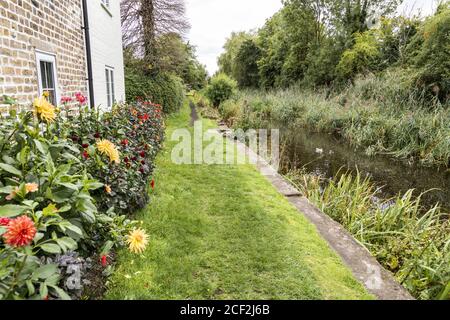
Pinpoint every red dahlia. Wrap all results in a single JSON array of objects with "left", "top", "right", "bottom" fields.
[
  {"left": 100, "top": 255, "right": 108, "bottom": 267},
  {"left": 0, "top": 217, "right": 11, "bottom": 226},
  {"left": 3, "top": 216, "right": 37, "bottom": 247}
]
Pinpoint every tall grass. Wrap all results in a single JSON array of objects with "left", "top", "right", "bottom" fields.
[
  {"left": 222, "top": 72, "right": 450, "bottom": 167},
  {"left": 285, "top": 169, "right": 450, "bottom": 300}
]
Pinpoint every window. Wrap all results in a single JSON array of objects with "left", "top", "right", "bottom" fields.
[
  {"left": 105, "top": 67, "right": 115, "bottom": 108},
  {"left": 101, "top": 0, "right": 110, "bottom": 8},
  {"left": 36, "top": 51, "right": 59, "bottom": 105}
]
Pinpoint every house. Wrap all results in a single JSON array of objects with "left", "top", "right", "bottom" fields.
[{"left": 0, "top": 0, "right": 125, "bottom": 112}]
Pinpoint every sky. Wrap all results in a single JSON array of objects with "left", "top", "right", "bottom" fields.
[{"left": 186, "top": 0, "right": 438, "bottom": 75}]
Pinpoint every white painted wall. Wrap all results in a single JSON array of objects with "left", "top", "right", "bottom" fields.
[{"left": 86, "top": 0, "right": 125, "bottom": 111}]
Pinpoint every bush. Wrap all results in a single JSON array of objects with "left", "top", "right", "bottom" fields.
[
  {"left": 68, "top": 100, "right": 164, "bottom": 214},
  {"left": 205, "top": 73, "right": 237, "bottom": 107},
  {"left": 0, "top": 92, "right": 164, "bottom": 300},
  {"left": 125, "top": 68, "right": 185, "bottom": 114},
  {"left": 219, "top": 99, "right": 241, "bottom": 126},
  {"left": 337, "top": 31, "right": 380, "bottom": 80},
  {"left": 406, "top": 3, "right": 450, "bottom": 103},
  {"left": 146, "top": 73, "right": 185, "bottom": 114}
]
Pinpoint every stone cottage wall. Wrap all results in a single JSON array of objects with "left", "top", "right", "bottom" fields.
[{"left": 0, "top": 0, "right": 88, "bottom": 112}]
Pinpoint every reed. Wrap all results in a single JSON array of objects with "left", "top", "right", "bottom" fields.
[{"left": 285, "top": 169, "right": 450, "bottom": 300}]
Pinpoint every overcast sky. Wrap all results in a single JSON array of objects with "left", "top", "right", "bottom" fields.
[{"left": 186, "top": 0, "right": 438, "bottom": 75}]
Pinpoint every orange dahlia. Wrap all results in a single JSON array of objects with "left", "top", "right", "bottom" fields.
[{"left": 3, "top": 215, "right": 37, "bottom": 247}]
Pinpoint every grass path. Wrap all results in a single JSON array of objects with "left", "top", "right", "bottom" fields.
[{"left": 106, "top": 101, "right": 373, "bottom": 300}]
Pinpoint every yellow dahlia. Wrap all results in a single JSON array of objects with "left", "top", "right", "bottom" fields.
[
  {"left": 96, "top": 139, "right": 120, "bottom": 164},
  {"left": 126, "top": 228, "right": 149, "bottom": 254},
  {"left": 33, "top": 97, "right": 56, "bottom": 123}
]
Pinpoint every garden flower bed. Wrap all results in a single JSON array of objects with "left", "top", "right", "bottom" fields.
[{"left": 0, "top": 93, "right": 164, "bottom": 300}]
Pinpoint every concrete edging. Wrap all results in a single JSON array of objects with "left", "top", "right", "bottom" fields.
[{"left": 218, "top": 125, "right": 414, "bottom": 300}]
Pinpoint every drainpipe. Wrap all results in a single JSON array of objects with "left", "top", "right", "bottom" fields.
[{"left": 81, "top": 0, "right": 95, "bottom": 109}]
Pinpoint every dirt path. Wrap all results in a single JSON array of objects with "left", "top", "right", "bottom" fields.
[{"left": 189, "top": 100, "right": 199, "bottom": 126}]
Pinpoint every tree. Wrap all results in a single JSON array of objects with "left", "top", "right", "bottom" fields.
[
  {"left": 121, "top": 0, "right": 190, "bottom": 68},
  {"left": 217, "top": 31, "right": 253, "bottom": 77},
  {"left": 331, "top": 0, "right": 403, "bottom": 40},
  {"left": 234, "top": 39, "right": 261, "bottom": 88}
]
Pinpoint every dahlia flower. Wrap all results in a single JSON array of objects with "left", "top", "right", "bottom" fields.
[
  {"left": 96, "top": 139, "right": 120, "bottom": 164},
  {"left": 0, "top": 217, "right": 11, "bottom": 226},
  {"left": 61, "top": 96, "right": 72, "bottom": 104},
  {"left": 33, "top": 97, "right": 56, "bottom": 123},
  {"left": 3, "top": 215, "right": 37, "bottom": 247},
  {"left": 126, "top": 228, "right": 149, "bottom": 254},
  {"left": 25, "top": 183, "right": 39, "bottom": 193},
  {"left": 75, "top": 92, "right": 87, "bottom": 104}
]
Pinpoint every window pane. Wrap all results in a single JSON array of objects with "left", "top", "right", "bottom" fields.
[
  {"left": 110, "top": 70, "right": 115, "bottom": 104},
  {"left": 46, "top": 62, "right": 54, "bottom": 89},
  {"left": 106, "top": 69, "right": 111, "bottom": 107},
  {"left": 39, "top": 60, "right": 56, "bottom": 105},
  {"left": 40, "top": 61, "right": 48, "bottom": 88}
]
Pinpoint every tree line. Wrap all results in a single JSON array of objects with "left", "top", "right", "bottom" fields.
[{"left": 218, "top": 0, "right": 449, "bottom": 104}]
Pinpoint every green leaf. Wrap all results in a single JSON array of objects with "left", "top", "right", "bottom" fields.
[
  {"left": 58, "top": 183, "right": 79, "bottom": 191},
  {"left": 2, "top": 155, "right": 16, "bottom": 165},
  {"left": 39, "top": 243, "right": 61, "bottom": 254},
  {"left": 85, "top": 181, "right": 104, "bottom": 191},
  {"left": 32, "top": 264, "right": 58, "bottom": 280},
  {"left": 58, "top": 205, "right": 71, "bottom": 213},
  {"left": 0, "top": 163, "right": 22, "bottom": 177},
  {"left": 0, "top": 204, "right": 28, "bottom": 217},
  {"left": 51, "top": 187, "right": 76, "bottom": 203},
  {"left": 3, "top": 95, "right": 17, "bottom": 105},
  {"left": 39, "top": 282, "right": 48, "bottom": 299},
  {"left": 34, "top": 139, "right": 48, "bottom": 155},
  {"left": 101, "top": 240, "right": 114, "bottom": 255},
  {"left": 50, "top": 285, "right": 71, "bottom": 300},
  {"left": 56, "top": 237, "right": 78, "bottom": 252},
  {"left": 65, "top": 223, "right": 83, "bottom": 237},
  {"left": 26, "top": 280, "right": 35, "bottom": 296},
  {"left": 0, "top": 186, "right": 14, "bottom": 194}
]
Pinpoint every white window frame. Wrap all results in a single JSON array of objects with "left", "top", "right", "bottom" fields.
[
  {"left": 35, "top": 51, "right": 60, "bottom": 105},
  {"left": 105, "top": 66, "right": 115, "bottom": 109}
]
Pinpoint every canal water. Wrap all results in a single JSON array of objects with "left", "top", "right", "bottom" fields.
[{"left": 277, "top": 127, "right": 450, "bottom": 211}]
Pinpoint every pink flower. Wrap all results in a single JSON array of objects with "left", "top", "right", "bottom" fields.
[
  {"left": 75, "top": 92, "right": 87, "bottom": 105},
  {"left": 0, "top": 217, "right": 11, "bottom": 226},
  {"left": 60, "top": 96, "right": 72, "bottom": 104}
]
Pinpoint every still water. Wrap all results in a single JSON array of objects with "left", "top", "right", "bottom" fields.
[{"left": 278, "top": 127, "right": 450, "bottom": 211}]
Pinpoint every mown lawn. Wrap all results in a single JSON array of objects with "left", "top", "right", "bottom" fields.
[{"left": 105, "top": 101, "right": 373, "bottom": 300}]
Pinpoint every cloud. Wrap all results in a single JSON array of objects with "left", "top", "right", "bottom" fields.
[{"left": 186, "top": 0, "right": 282, "bottom": 75}]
